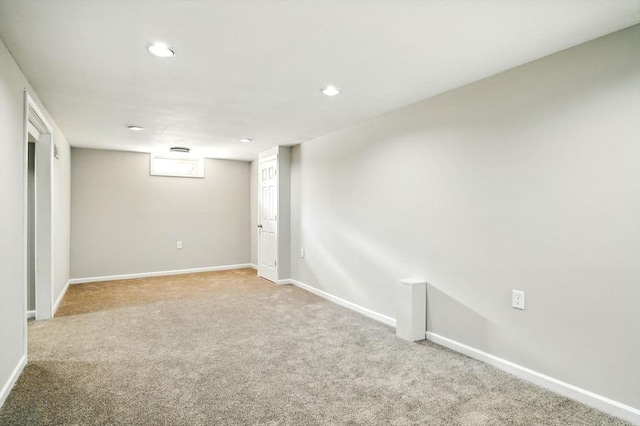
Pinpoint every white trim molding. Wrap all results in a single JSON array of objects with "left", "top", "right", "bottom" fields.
[
  {"left": 0, "top": 355, "right": 26, "bottom": 409},
  {"left": 26, "top": 310, "right": 36, "bottom": 319},
  {"left": 52, "top": 279, "right": 71, "bottom": 317},
  {"left": 288, "top": 279, "right": 396, "bottom": 327},
  {"left": 69, "top": 263, "right": 256, "bottom": 285},
  {"left": 426, "top": 332, "right": 640, "bottom": 425}
]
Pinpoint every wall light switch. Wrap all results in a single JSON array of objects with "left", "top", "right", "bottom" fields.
[
  {"left": 177, "top": 241, "right": 183, "bottom": 249},
  {"left": 512, "top": 290, "right": 525, "bottom": 310},
  {"left": 300, "top": 248, "right": 305, "bottom": 258}
]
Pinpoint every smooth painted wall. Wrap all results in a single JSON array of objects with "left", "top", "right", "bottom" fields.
[
  {"left": 250, "top": 160, "right": 258, "bottom": 266},
  {"left": 0, "top": 38, "right": 71, "bottom": 405},
  {"left": 53, "top": 122, "right": 71, "bottom": 308},
  {"left": 71, "top": 149, "right": 251, "bottom": 279},
  {"left": 289, "top": 26, "right": 639, "bottom": 408}
]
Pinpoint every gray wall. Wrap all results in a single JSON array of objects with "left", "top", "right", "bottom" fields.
[
  {"left": 250, "top": 160, "right": 258, "bottom": 266},
  {"left": 71, "top": 149, "right": 251, "bottom": 279},
  {"left": 0, "top": 38, "right": 71, "bottom": 405},
  {"left": 289, "top": 26, "right": 639, "bottom": 408},
  {"left": 53, "top": 124, "right": 71, "bottom": 306}
]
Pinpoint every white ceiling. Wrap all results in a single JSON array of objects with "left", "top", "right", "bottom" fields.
[{"left": 1, "top": 1, "right": 638, "bottom": 161}]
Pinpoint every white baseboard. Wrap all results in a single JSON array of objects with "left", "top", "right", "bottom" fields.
[
  {"left": 52, "top": 279, "right": 71, "bottom": 317},
  {"left": 0, "top": 355, "right": 26, "bottom": 409},
  {"left": 277, "top": 279, "right": 292, "bottom": 285},
  {"left": 69, "top": 263, "right": 255, "bottom": 285},
  {"left": 288, "top": 278, "right": 396, "bottom": 327},
  {"left": 26, "top": 310, "right": 36, "bottom": 319},
  {"left": 284, "top": 277, "right": 638, "bottom": 424},
  {"left": 426, "top": 332, "right": 640, "bottom": 425},
  {"left": 249, "top": 264, "right": 258, "bottom": 270}
]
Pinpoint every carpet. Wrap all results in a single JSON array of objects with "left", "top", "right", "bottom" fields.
[{"left": 0, "top": 268, "right": 629, "bottom": 425}]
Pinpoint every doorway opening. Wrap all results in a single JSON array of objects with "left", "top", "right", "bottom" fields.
[
  {"left": 26, "top": 138, "right": 35, "bottom": 319},
  {"left": 24, "top": 93, "right": 54, "bottom": 321}
]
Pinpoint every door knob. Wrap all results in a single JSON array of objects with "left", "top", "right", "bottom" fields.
[{"left": 257, "top": 224, "right": 263, "bottom": 228}]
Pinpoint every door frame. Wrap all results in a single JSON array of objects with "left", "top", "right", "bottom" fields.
[
  {"left": 23, "top": 92, "right": 54, "bottom": 322},
  {"left": 257, "top": 153, "right": 278, "bottom": 282}
]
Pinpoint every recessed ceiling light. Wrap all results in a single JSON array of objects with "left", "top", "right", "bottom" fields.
[
  {"left": 321, "top": 85, "right": 340, "bottom": 96},
  {"left": 146, "top": 43, "right": 175, "bottom": 58},
  {"left": 128, "top": 126, "right": 144, "bottom": 131},
  {"left": 239, "top": 138, "right": 252, "bottom": 143},
  {"left": 170, "top": 147, "right": 190, "bottom": 153}
]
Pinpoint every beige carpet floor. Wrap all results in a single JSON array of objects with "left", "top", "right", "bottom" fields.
[{"left": 0, "top": 268, "right": 630, "bottom": 425}]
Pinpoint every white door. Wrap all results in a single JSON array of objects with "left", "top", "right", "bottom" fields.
[{"left": 258, "top": 155, "right": 278, "bottom": 282}]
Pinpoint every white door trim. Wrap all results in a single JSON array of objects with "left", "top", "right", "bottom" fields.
[{"left": 24, "top": 93, "right": 54, "bottom": 323}]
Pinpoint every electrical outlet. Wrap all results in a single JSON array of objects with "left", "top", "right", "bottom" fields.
[
  {"left": 512, "top": 290, "right": 525, "bottom": 310},
  {"left": 300, "top": 248, "right": 305, "bottom": 258},
  {"left": 177, "top": 241, "right": 183, "bottom": 249}
]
